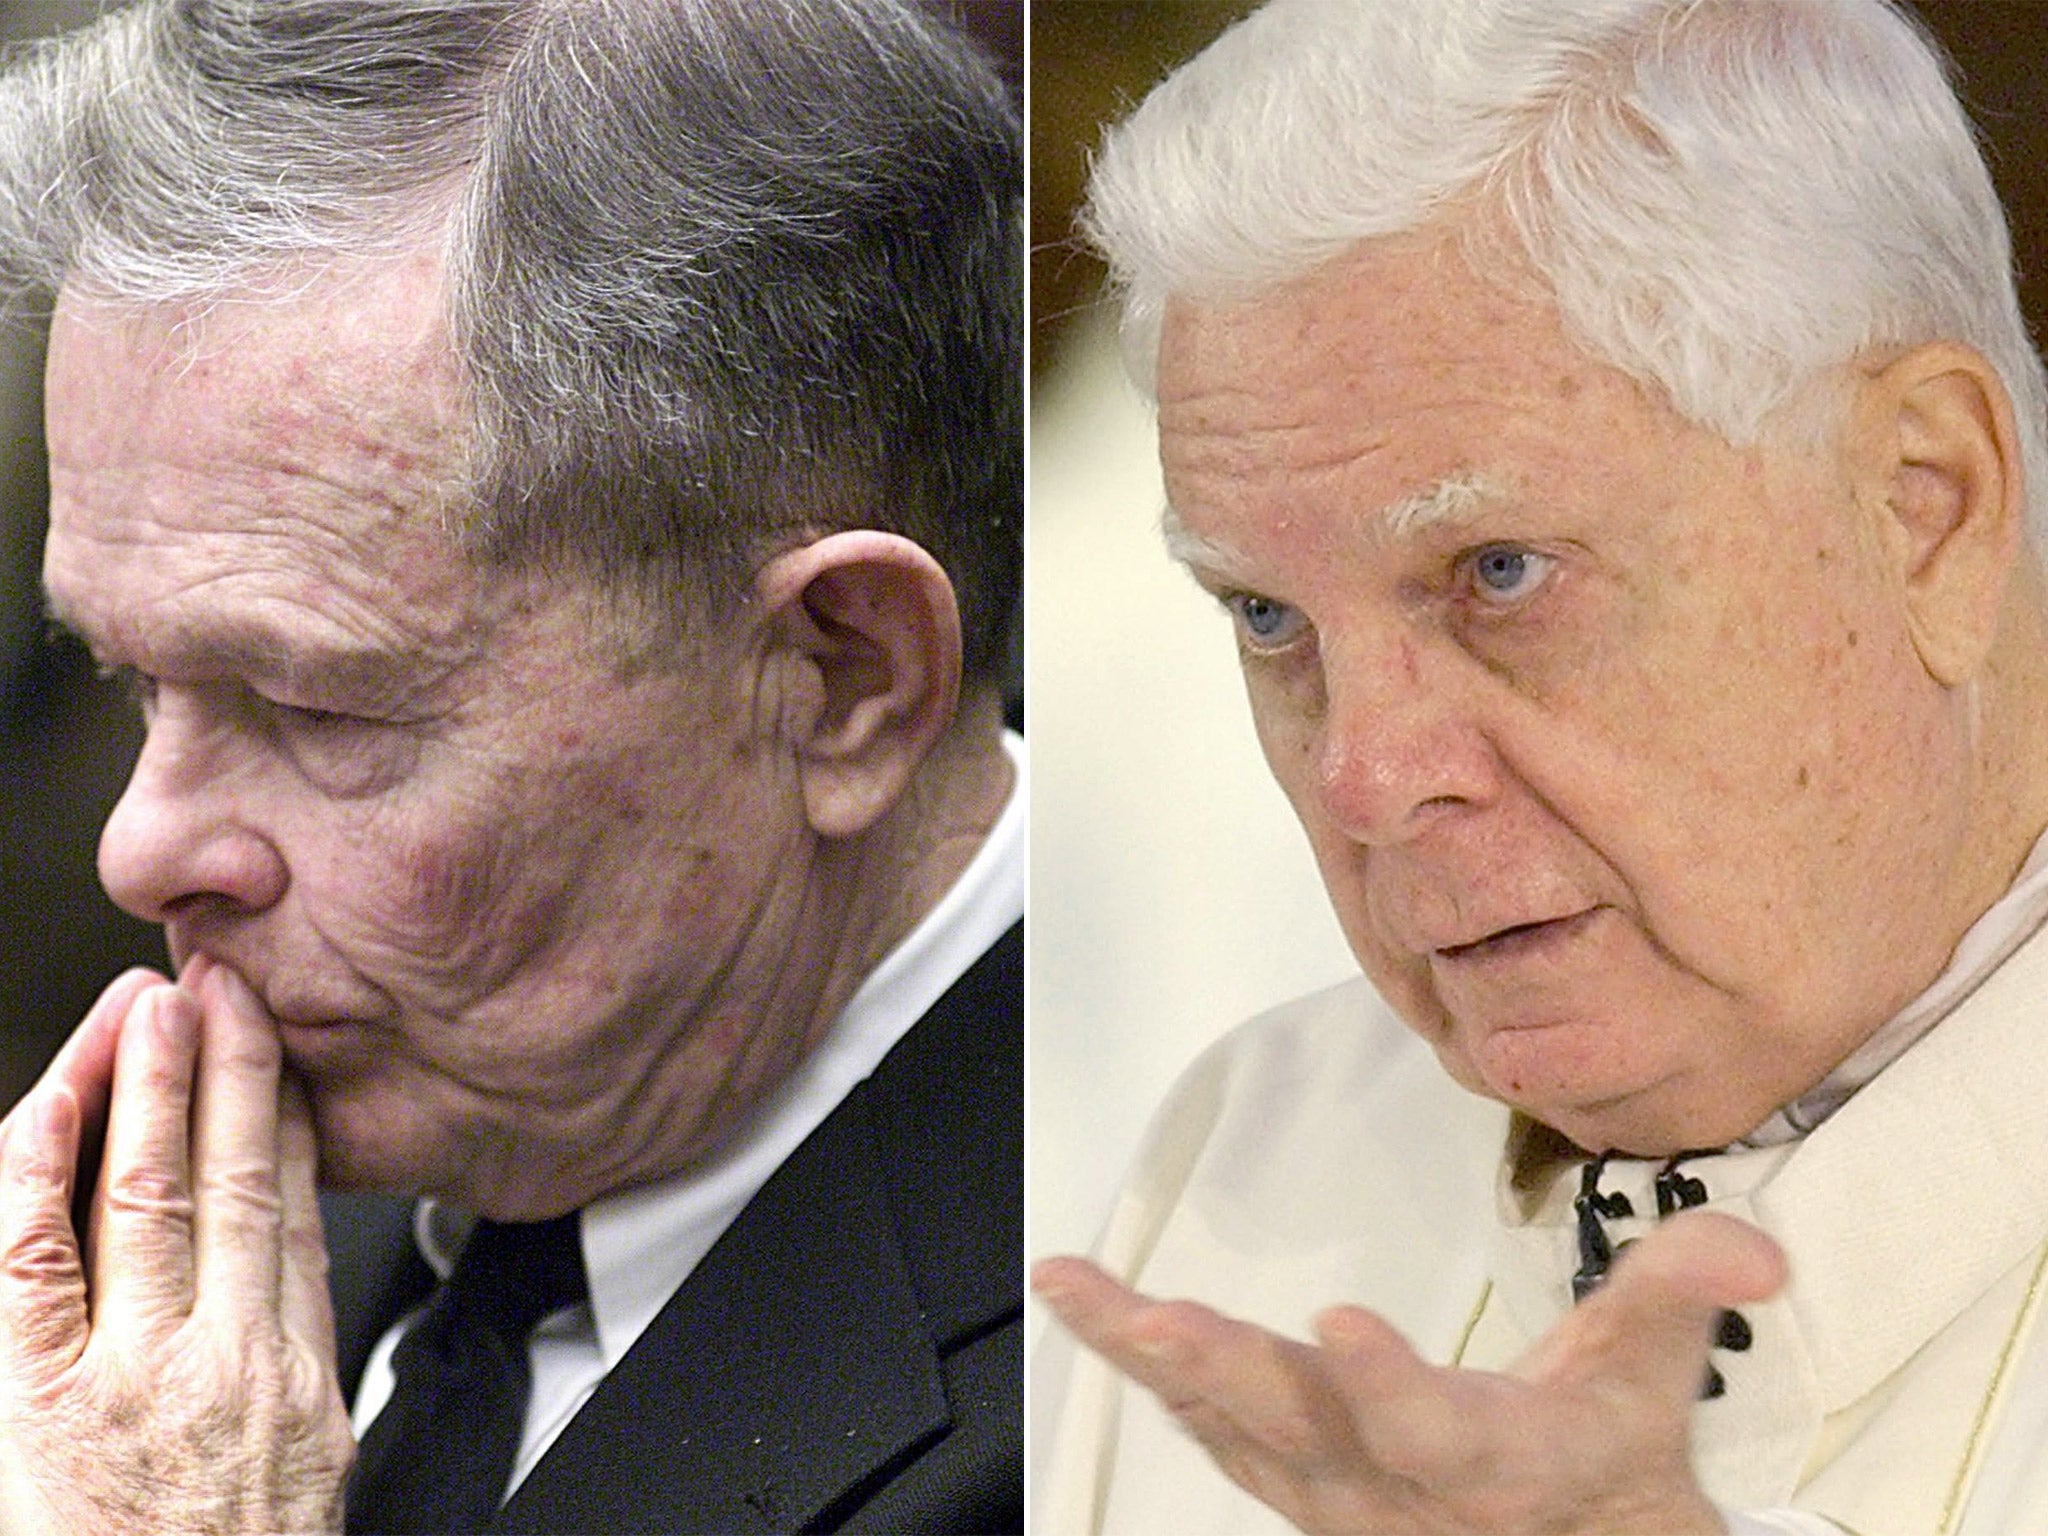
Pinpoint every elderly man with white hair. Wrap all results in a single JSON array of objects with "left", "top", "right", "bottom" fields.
[{"left": 1035, "top": 1, "right": 2048, "bottom": 1531}]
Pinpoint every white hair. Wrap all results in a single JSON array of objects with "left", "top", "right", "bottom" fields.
[{"left": 1084, "top": 0, "right": 2048, "bottom": 540}]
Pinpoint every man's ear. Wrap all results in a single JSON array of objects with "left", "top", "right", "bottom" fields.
[
  {"left": 754, "top": 530, "right": 963, "bottom": 839},
  {"left": 1846, "top": 341, "right": 2024, "bottom": 685}
]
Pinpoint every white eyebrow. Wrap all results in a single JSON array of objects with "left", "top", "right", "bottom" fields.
[
  {"left": 1159, "top": 468, "right": 1512, "bottom": 580},
  {"left": 1159, "top": 502, "right": 1253, "bottom": 579},
  {"left": 1377, "top": 469, "right": 1511, "bottom": 538}
]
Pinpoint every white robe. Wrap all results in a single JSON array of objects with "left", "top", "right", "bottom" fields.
[{"left": 1037, "top": 918, "right": 2048, "bottom": 1536}]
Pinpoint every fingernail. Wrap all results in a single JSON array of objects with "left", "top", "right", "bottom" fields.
[
  {"left": 33, "top": 1086, "right": 76, "bottom": 1145},
  {"left": 148, "top": 986, "right": 200, "bottom": 1049},
  {"left": 206, "top": 964, "right": 261, "bottom": 1019}
]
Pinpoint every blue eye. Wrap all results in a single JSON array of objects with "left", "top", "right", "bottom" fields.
[
  {"left": 1224, "top": 592, "right": 1308, "bottom": 652},
  {"left": 1467, "top": 544, "right": 1555, "bottom": 604}
]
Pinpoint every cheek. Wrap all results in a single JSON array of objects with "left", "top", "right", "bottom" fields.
[
  {"left": 359, "top": 736, "right": 671, "bottom": 958},
  {"left": 399, "top": 816, "right": 529, "bottom": 938},
  {"left": 1300, "top": 841, "right": 1452, "bottom": 1030},
  {"left": 1245, "top": 668, "right": 1326, "bottom": 822},
  {"left": 312, "top": 801, "right": 576, "bottom": 994},
  {"left": 1693, "top": 593, "right": 1943, "bottom": 859},
  {"left": 1564, "top": 565, "right": 1962, "bottom": 1017}
]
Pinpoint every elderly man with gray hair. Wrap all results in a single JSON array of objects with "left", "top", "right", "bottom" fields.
[
  {"left": 0, "top": 1, "right": 1022, "bottom": 1532},
  {"left": 1036, "top": 1, "right": 2048, "bottom": 1531}
]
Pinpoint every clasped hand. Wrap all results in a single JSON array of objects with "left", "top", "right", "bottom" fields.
[
  {"left": 0, "top": 959, "right": 352, "bottom": 1533},
  {"left": 1036, "top": 1212, "right": 1786, "bottom": 1536}
]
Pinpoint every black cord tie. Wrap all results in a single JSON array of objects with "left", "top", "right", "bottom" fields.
[
  {"left": 1653, "top": 1151, "right": 1717, "bottom": 1216},
  {"left": 1570, "top": 1151, "right": 1753, "bottom": 1400},
  {"left": 1570, "top": 1151, "right": 1635, "bottom": 1302}
]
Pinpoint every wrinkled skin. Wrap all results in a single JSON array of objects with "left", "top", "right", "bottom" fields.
[
  {"left": 22, "top": 249, "right": 1003, "bottom": 1526},
  {"left": 40, "top": 263, "right": 840, "bottom": 1222},
  {"left": 0, "top": 961, "right": 353, "bottom": 1534},
  {"left": 1157, "top": 245, "right": 2002, "bottom": 1159}
]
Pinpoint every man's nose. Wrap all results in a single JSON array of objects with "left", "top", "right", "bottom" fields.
[
  {"left": 1304, "top": 629, "right": 1503, "bottom": 846},
  {"left": 97, "top": 704, "right": 288, "bottom": 924}
]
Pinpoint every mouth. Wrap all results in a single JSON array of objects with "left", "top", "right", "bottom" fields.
[
  {"left": 272, "top": 1013, "right": 348, "bottom": 1033},
  {"left": 1434, "top": 908, "right": 1600, "bottom": 963}
]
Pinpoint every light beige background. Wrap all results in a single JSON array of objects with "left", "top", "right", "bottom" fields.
[{"left": 1027, "top": 305, "right": 1356, "bottom": 1267}]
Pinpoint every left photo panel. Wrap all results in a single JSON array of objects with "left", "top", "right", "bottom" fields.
[{"left": 0, "top": 2, "right": 1024, "bottom": 1532}]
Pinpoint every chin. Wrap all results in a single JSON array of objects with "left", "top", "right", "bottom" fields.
[
  {"left": 1531, "top": 1083, "right": 1771, "bottom": 1159},
  {"left": 305, "top": 1089, "right": 444, "bottom": 1198},
  {"left": 308, "top": 1094, "right": 578, "bottom": 1217},
  {"left": 310, "top": 1136, "right": 431, "bottom": 1198}
]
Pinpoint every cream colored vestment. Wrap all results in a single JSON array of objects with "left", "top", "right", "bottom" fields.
[{"left": 1038, "top": 921, "right": 2048, "bottom": 1536}]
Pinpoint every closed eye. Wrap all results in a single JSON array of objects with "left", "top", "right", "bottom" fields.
[{"left": 270, "top": 699, "right": 368, "bottom": 730}]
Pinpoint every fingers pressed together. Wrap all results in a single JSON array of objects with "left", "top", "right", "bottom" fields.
[{"left": 0, "top": 961, "right": 351, "bottom": 1535}]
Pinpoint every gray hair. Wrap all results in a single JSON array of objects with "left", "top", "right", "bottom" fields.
[
  {"left": 1085, "top": 0, "right": 2048, "bottom": 540},
  {"left": 0, "top": 0, "right": 1022, "bottom": 678}
]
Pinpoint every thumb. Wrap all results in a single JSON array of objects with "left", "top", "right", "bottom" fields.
[{"left": 1514, "top": 1210, "right": 1787, "bottom": 1405}]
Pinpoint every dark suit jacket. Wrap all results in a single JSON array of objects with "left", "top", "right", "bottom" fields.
[{"left": 323, "top": 922, "right": 1023, "bottom": 1534}]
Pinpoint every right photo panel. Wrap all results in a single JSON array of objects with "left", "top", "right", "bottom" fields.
[{"left": 1030, "top": 4, "right": 2048, "bottom": 1533}]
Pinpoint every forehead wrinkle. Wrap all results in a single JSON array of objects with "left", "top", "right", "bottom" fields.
[
  {"left": 42, "top": 572, "right": 457, "bottom": 709},
  {"left": 168, "top": 393, "right": 468, "bottom": 552},
  {"left": 57, "top": 278, "right": 470, "bottom": 527},
  {"left": 238, "top": 437, "right": 465, "bottom": 529}
]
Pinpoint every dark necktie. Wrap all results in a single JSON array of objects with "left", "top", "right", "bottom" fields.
[{"left": 345, "top": 1212, "right": 588, "bottom": 1536}]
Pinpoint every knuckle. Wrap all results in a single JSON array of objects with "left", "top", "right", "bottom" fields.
[
  {"left": 0, "top": 1283, "right": 85, "bottom": 1371},
  {"left": 102, "top": 1162, "right": 195, "bottom": 1223},
  {"left": 1146, "top": 1299, "right": 1212, "bottom": 1335},
  {"left": 284, "top": 1220, "right": 333, "bottom": 1284},
  {"left": 208, "top": 1028, "right": 282, "bottom": 1078},
  {"left": 1366, "top": 1399, "right": 1485, "bottom": 1484},
  {"left": 1170, "top": 1396, "right": 1238, "bottom": 1455},
  {"left": 40, "top": 1361, "right": 149, "bottom": 1438},
  {"left": 1255, "top": 1405, "right": 1325, "bottom": 1461},
  {"left": 1, "top": 1212, "right": 83, "bottom": 1294},
  {"left": 173, "top": 1326, "right": 339, "bottom": 1418},
  {"left": 2, "top": 1127, "right": 66, "bottom": 1194},
  {"left": 134, "top": 1030, "right": 197, "bottom": 1091},
  {"left": 201, "top": 1159, "right": 284, "bottom": 1217}
]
